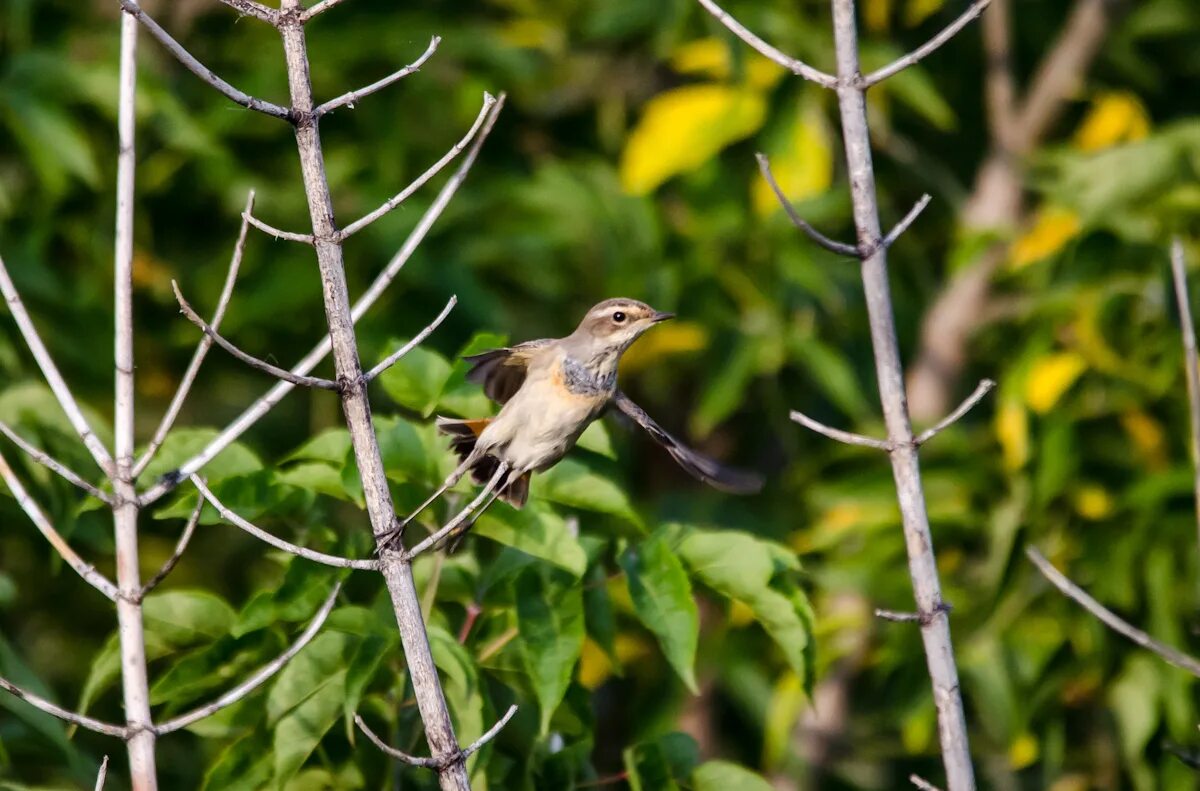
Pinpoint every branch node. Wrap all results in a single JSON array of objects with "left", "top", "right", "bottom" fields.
[
  {"left": 756, "top": 153, "right": 859, "bottom": 257},
  {"left": 875, "top": 601, "right": 952, "bottom": 626}
]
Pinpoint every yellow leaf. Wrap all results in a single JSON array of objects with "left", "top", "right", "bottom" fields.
[
  {"left": 619, "top": 321, "right": 709, "bottom": 374},
  {"left": 497, "top": 18, "right": 564, "bottom": 52},
  {"left": 1024, "top": 352, "right": 1087, "bottom": 414},
  {"left": 865, "top": 0, "right": 893, "bottom": 32},
  {"left": 578, "top": 638, "right": 612, "bottom": 689},
  {"left": 728, "top": 599, "right": 756, "bottom": 627},
  {"left": 1073, "top": 485, "right": 1114, "bottom": 520},
  {"left": 1048, "top": 776, "right": 1091, "bottom": 791},
  {"left": 1074, "top": 91, "right": 1151, "bottom": 152},
  {"left": 1120, "top": 410, "right": 1168, "bottom": 470},
  {"left": 620, "top": 85, "right": 767, "bottom": 195},
  {"left": 904, "top": 0, "right": 947, "bottom": 26},
  {"left": 670, "top": 37, "right": 785, "bottom": 90},
  {"left": 1008, "top": 732, "right": 1039, "bottom": 770},
  {"left": 995, "top": 399, "right": 1029, "bottom": 471},
  {"left": 763, "top": 672, "right": 805, "bottom": 767},
  {"left": 1010, "top": 207, "right": 1081, "bottom": 270},
  {"left": 752, "top": 100, "right": 834, "bottom": 216},
  {"left": 614, "top": 632, "right": 653, "bottom": 665}
]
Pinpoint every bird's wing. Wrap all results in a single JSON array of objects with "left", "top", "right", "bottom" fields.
[
  {"left": 611, "top": 390, "right": 763, "bottom": 494},
  {"left": 463, "top": 339, "right": 554, "bottom": 405}
]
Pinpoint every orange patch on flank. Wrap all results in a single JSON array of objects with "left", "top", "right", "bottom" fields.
[{"left": 461, "top": 418, "right": 491, "bottom": 436}]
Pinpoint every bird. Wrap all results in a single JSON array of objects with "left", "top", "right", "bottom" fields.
[{"left": 383, "top": 298, "right": 762, "bottom": 548}]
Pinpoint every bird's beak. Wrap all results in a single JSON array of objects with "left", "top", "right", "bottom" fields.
[{"left": 651, "top": 311, "right": 675, "bottom": 323}]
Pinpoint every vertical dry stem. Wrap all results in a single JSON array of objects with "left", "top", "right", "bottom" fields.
[
  {"left": 275, "top": 3, "right": 469, "bottom": 787},
  {"left": 828, "top": 1, "right": 974, "bottom": 788},
  {"left": 112, "top": 12, "right": 157, "bottom": 789}
]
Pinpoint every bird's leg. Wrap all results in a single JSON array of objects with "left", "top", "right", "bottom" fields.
[
  {"left": 444, "top": 467, "right": 517, "bottom": 554},
  {"left": 376, "top": 452, "right": 479, "bottom": 551}
]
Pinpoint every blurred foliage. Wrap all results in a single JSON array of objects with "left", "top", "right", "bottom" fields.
[{"left": 1, "top": 0, "right": 1200, "bottom": 789}]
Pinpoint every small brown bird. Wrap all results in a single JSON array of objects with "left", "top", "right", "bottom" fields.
[{"left": 390, "top": 299, "right": 761, "bottom": 544}]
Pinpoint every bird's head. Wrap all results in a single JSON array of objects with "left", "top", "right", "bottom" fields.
[{"left": 568, "top": 298, "right": 674, "bottom": 359}]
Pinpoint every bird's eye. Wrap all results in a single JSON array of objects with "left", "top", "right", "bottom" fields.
[{"left": 612, "top": 311, "right": 626, "bottom": 323}]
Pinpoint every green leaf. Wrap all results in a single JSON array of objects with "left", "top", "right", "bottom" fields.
[
  {"left": 535, "top": 456, "right": 642, "bottom": 527},
  {"left": 234, "top": 563, "right": 340, "bottom": 637},
  {"left": 514, "top": 566, "right": 585, "bottom": 733},
  {"left": 342, "top": 633, "right": 395, "bottom": 741},
  {"left": 623, "top": 732, "right": 698, "bottom": 791},
  {"left": 576, "top": 421, "right": 617, "bottom": 459},
  {"left": 272, "top": 668, "right": 346, "bottom": 789},
  {"left": 136, "top": 427, "right": 262, "bottom": 488},
  {"left": 144, "top": 590, "right": 237, "bottom": 646},
  {"left": 285, "top": 428, "right": 351, "bottom": 465},
  {"left": 377, "top": 341, "right": 453, "bottom": 416},
  {"left": 202, "top": 734, "right": 274, "bottom": 791},
  {"left": 583, "top": 565, "right": 621, "bottom": 670},
  {"left": 692, "top": 760, "right": 774, "bottom": 791},
  {"left": 276, "top": 462, "right": 349, "bottom": 501},
  {"left": 620, "top": 533, "right": 698, "bottom": 692},
  {"left": 474, "top": 501, "right": 588, "bottom": 578},
  {"left": 678, "top": 529, "right": 813, "bottom": 693},
  {"left": 267, "top": 630, "right": 355, "bottom": 724},
  {"left": 789, "top": 336, "right": 871, "bottom": 419}
]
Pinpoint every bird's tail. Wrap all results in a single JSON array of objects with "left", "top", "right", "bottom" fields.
[{"left": 435, "top": 417, "right": 530, "bottom": 508}]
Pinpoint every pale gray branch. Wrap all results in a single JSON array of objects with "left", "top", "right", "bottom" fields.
[
  {"left": 354, "top": 704, "right": 518, "bottom": 767},
  {"left": 316, "top": 36, "right": 441, "bottom": 117},
  {"left": 171, "top": 281, "right": 339, "bottom": 390},
  {"left": 755, "top": 153, "right": 859, "bottom": 257},
  {"left": 155, "top": 583, "right": 341, "bottom": 734},
  {"left": 217, "top": 0, "right": 278, "bottom": 24},
  {"left": 243, "top": 211, "right": 315, "bottom": 244},
  {"left": 403, "top": 463, "right": 508, "bottom": 559},
  {"left": 0, "top": 676, "right": 127, "bottom": 738},
  {"left": 0, "top": 255, "right": 114, "bottom": 475},
  {"left": 138, "top": 496, "right": 203, "bottom": 599},
  {"left": 191, "top": 475, "right": 379, "bottom": 570},
  {"left": 118, "top": 0, "right": 291, "bottom": 120},
  {"left": 861, "top": 0, "right": 992, "bottom": 87},
  {"left": 94, "top": 756, "right": 110, "bottom": 791},
  {"left": 1171, "top": 238, "right": 1200, "bottom": 551},
  {"left": 365, "top": 296, "right": 457, "bottom": 381},
  {"left": 910, "top": 775, "right": 944, "bottom": 791},
  {"left": 0, "top": 448, "right": 118, "bottom": 601},
  {"left": 299, "top": 0, "right": 350, "bottom": 22},
  {"left": 913, "top": 378, "right": 995, "bottom": 445},
  {"left": 1026, "top": 546, "right": 1200, "bottom": 678},
  {"left": 134, "top": 191, "right": 256, "bottom": 479},
  {"left": 137, "top": 94, "right": 506, "bottom": 508},
  {"left": 789, "top": 410, "right": 891, "bottom": 450},
  {"left": 339, "top": 93, "right": 497, "bottom": 239},
  {"left": 0, "top": 420, "right": 112, "bottom": 503},
  {"left": 880, "top": 194, "right": 933, "bottom": 250},
  {"left": 694, "top": 0, "right": 837, "bottom": 87}
]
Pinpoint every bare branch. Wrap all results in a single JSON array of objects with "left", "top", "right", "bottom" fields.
[
  {"left": 880, "top": 194, "right": 933, "bottom": 251},
  {"left": 137, "top": 94, "right": 507, "bottom": 507},
  {"left": 95, "top": 756, "right": 110, "bottom": 791},
  {"left": 694, "top": 0, "right": 837, "bottom": 88},
  {"left": 299, "top": 0, "right": 350, "bottom": 22},
  {"left": 243, "top": 211, "right": 315, "bottom": 245},
  {"left": 876, "top": 601, "right": 951, "bottom": 625},
  {"left": 339, "top": 92, "right": 497, "bottom": 239},
  {"left": 155, "top": 583, "right": 341, "bottom": 734},
  {"left": 0, "top": 255, "right": 114, "bottom": 475},
  {"left": 913, "top": 378, "right": 995, "bottom": 445},
  {"left": 134, "top": 191, "right": 256, "bottom": 479},
  {"left": 402, "top": 463, "right": 509, "bottom": 559},
  {"left": 0, "top": 448, "right": 119, "bottom": 600},
  {"left": 118, "top": 0, "right": 291, "bottom": 120},
  {"left": 789, "top": 410, "right": 891, "bottom": 450},
  {"left": 317, "top": 36, "right": 441, "bottom": 117},
  {"left": 138, "top": 497, "right": 203, "bottom": 599},
  {"left": 354, "top": 704, "right": 518, "bottom": 767},
  {"left": 1026, "top": 546, "right": 1200, "bottom": 678},
  {"left": 191, "top": 475, "right": 379, "bottom": 570},
  {"left": 217, "top": 0, "right": 278, "bottom": 24},
  {"left": 365, "top": 296, "right": 457, "bottom": 381},
  {"left": 0, "top": 421, "right": 112, "bottom": 503},
  {"left": 911, "top": 775, "right": 944, "bottom": 791},
  {"left": 171, "top": 281, "right": 339, "bottom": 390},
  {"left": 1171, "top": 238, "right": 1200, "bottom": 550},
  {"left": 861, "top": 0, "right": 992, "bottom": 87},
  {"left": 755, "top": 154, "right": 859, "bottom": 256},
  {"left": 0, "top": 676, "right": 128, "bottom": 738}
]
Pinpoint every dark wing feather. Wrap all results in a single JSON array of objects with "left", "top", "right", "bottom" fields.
[
  {"left": 611, "top": 390, "right": 763, "bottom": 494},
  {"left": 463, "top": 339, "right": 552, "bottom": 405}
]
